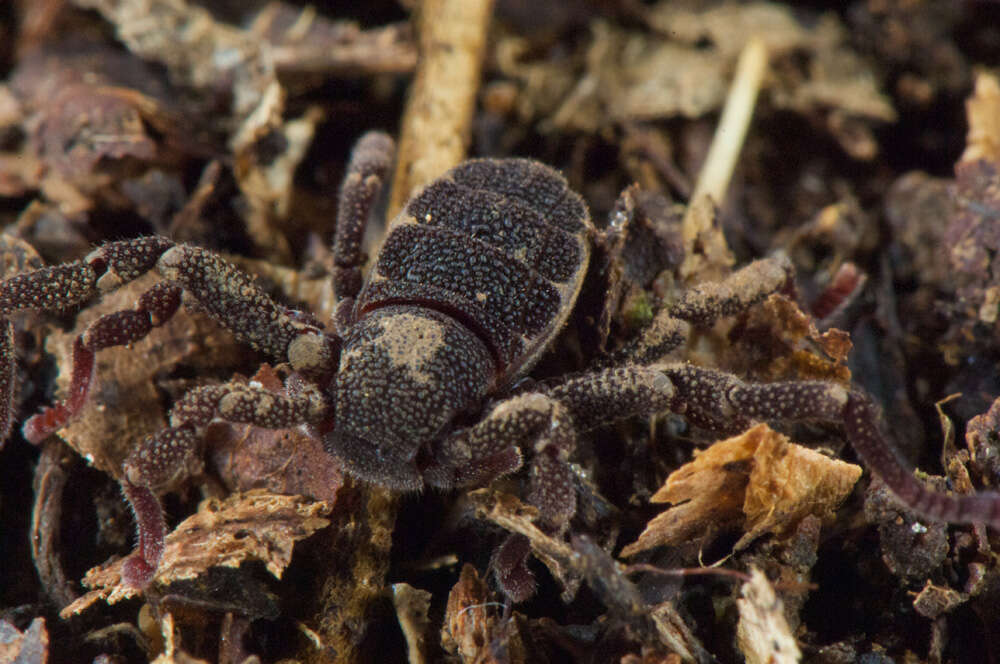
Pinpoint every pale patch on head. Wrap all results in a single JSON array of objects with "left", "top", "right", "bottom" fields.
[{"left": 349, "top": 313, "right": 446, "bottom": 385}]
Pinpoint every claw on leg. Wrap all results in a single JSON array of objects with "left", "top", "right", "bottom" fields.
[
  {"left": 23, "top": 281, "right": 182, "bottom": 444},
  {"left": 23, "top": 338, "right": 95, "bottom": 444},
  {"left": 844, "top": 391, "right": 1000, "bottom": 528},
  {"left": 119, "top": 480, "right": 167, "bottom": 589},
  {"left": 493, "top": 533, "right": 536, "bottom": 603}
]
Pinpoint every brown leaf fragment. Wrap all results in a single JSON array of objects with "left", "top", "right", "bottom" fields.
[
  {"left": 620, "top": 441, "right": 749, "bottom": 557},
  {"left": 738, "top": 426, "right": 860, "bottom": 549},
  {"left": 622, "top": 424, "right": 861, "bottom": 557},
  {"left": 735, "top": 567, "right": 801, "bottom": 664},
  {"left": 736, "top": 294, "right": 853, "bottom": 384},
  {"left": 60, "top": 490, "right": 330, "bottom": 618},
  {"left": 207, "top": 365, "right": 343, "bottom": 503},
  {"left": 0, "top": 617, "right": 49, "bottom": 664},
  {"left": 442, "top": 564, "right": 519, "bottom": 664}
]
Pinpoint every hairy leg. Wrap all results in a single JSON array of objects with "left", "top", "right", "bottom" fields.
[
  {"left": 332, "top": 131, "right": 395, "bottom": 300},
  {"left": 428, "top": 366, "right": 676, "bottom": 600},
  {"left": 119, "top": 378, "right": 329, "bottom": 588}
]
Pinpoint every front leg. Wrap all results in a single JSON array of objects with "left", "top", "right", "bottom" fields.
[
  {"left": 119, "top": 377, "right": 330, "bottom": 588},
  {"left": 4, "top": 238, "right": 331, "bottom": 443}
]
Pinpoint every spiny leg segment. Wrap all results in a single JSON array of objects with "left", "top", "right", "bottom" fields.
[
  {"left": 0, "top": 132, "right": 393, "bottom": 589},
  {"left": 446, "top": 255, "right": 1000, "bottom": 600},
  {"left": 119, "top": 379, "right": 328, "bottom": 586},
  {"left": 0, "top": 236, "right": 336, "bottom": 586}
]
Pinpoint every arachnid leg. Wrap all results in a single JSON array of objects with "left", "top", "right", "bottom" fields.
[
  {"left": 332, "top": 131, "right": 395, "bottom": 300},
  {"left": 608, "top": 253, "right": 793, "bottom": 366},
  {"left": 0, "top": 236, "right": 342, "bottom": 588},
  {"left": 1, "top": 236, "right": 177, "bottom": 441},
  {"left": 662, "top": 363, "right": 1000, "bottom": 529},
  {"left": 844, "top": 391, "right": 1000, "bottom": 527},
  {"left": 23, "top": 281, "right": 182, "bottom": 442},
  {"left": 1, "top": 238, "right": 332, "bottom": 443},
  {"left": 427, "top": 366, "right": 676, "bottom": 600},
  {"left": 119, "top": 378, "right": 330, "bottom": 588}
]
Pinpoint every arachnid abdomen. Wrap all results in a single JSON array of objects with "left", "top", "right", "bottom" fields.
[{"left": 328, "top": 159, "right": 593, "bottom": 488}]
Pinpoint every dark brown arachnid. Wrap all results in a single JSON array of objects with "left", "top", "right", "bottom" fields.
[{"left": 2, "top": 131, "right": 999, "bottom": 601}]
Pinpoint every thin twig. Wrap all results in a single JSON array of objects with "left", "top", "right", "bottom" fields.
[
  {"left": 388, "top": 0, "right": 496, "bottom": 218},
  {"left": 681, "top": 37, "right": 769, "bottom": 280}
]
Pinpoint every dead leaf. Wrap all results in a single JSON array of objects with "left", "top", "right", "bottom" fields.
[
  {"left": 622, "top": 424, "right": 861, "bottom": 556},
  {"left": 60, "top": 490, "right": 330, "bottom": 617},
  {"left": 442, "top": 564, "right": 515, "bottom": 664},
  {"left": 736, "top": 566, "right": 801, "bottom": 664},
  {"left": 734, "top": 293, "right": 853, "bottom": 384}
]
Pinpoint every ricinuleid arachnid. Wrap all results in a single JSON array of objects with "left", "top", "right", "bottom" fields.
[{"left": 2, "top": 131, "right": 999, "bottom": 602}]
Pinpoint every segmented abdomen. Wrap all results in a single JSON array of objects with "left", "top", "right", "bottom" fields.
[{"left": 356, "top": 159, "right": 592, "bottom": 382}]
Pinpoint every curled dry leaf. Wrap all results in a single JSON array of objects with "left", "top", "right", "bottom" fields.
[
  {"left": 0, "top": 617, "right": 49, "bottom": 664},
  {"left": 61, "top": 490, "right": 331, "bottom": 618},
  {"left": 733, "top": 293, "right": 853, "bottom": 384},
  {"left": 735, "top": 567, "right": 801, "bottom": 664},
  {"left": 622, "top": 424, "right": 861, "bottom": 557}
]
